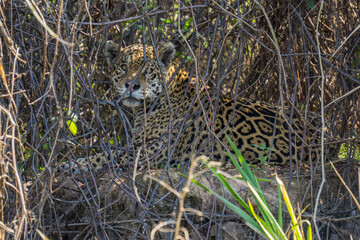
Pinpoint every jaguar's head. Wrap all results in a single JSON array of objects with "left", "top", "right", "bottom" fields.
[{"left": 105, "top": 41, "right": 176, "bottom": 107}]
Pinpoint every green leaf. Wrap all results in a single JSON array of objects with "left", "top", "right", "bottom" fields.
[
  {"left": 304, "top": 0, "right": 315, "bottom": 9},
  {"left": 183, "top": 17, "right": 192, "bottom": 30}
]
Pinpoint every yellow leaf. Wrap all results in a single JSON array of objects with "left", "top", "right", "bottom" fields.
[{"left": 66, "top": 120, "right": 78, "bottom": 136}]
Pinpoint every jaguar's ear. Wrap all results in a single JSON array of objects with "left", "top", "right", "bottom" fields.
[
  {"left": 158, "top": 42, "right": 176, "bottom": 69},
  {"left": 105, "top": 40, "right": 120, "bottom": 66}
]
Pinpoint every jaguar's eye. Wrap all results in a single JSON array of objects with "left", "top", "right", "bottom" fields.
[{"left": 119, "top": 64, "right": 128, "bottom": 73}]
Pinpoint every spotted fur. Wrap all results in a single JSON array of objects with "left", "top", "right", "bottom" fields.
[{"left": 64, "top": 41, "right": 324, "bottom": 173}]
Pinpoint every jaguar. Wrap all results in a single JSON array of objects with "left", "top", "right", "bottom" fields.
[{"left": 65, "top": 41, "right": 324, "bottom": 173}]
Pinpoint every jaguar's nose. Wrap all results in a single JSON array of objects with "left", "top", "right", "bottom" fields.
[{"left": 125, "top": 81, "right": 140, "bottom": 92}]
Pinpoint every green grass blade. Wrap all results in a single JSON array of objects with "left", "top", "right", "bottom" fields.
[
  {"left": 275, "top": 174, "right": 304, "bottom": 239},
  {"left": 188, "top": 177, "right": 267, "bottom": 237},
  {"left": 226, "top": 135, "right": 257, "bottom": 185},
  {"left": 304, "top": 220, "right": 312, "bottom": 240},
  {"left": 277, "top": 181, "right": 283, "bottom": 229},
  {"left": 248, "top": 200, "right": 278, "bottom": 240},
  {"left": 204, "top": 161, "right": 251, "bottom": 212},
  {"left": 247, "top": 182, "right": 287, "bottom": 239},
  {"left": 232, "top": 177, "right": 272, "bottom": 182},
  {"left": 226, "top": 135, "right": 268, "bottom": 205}
]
